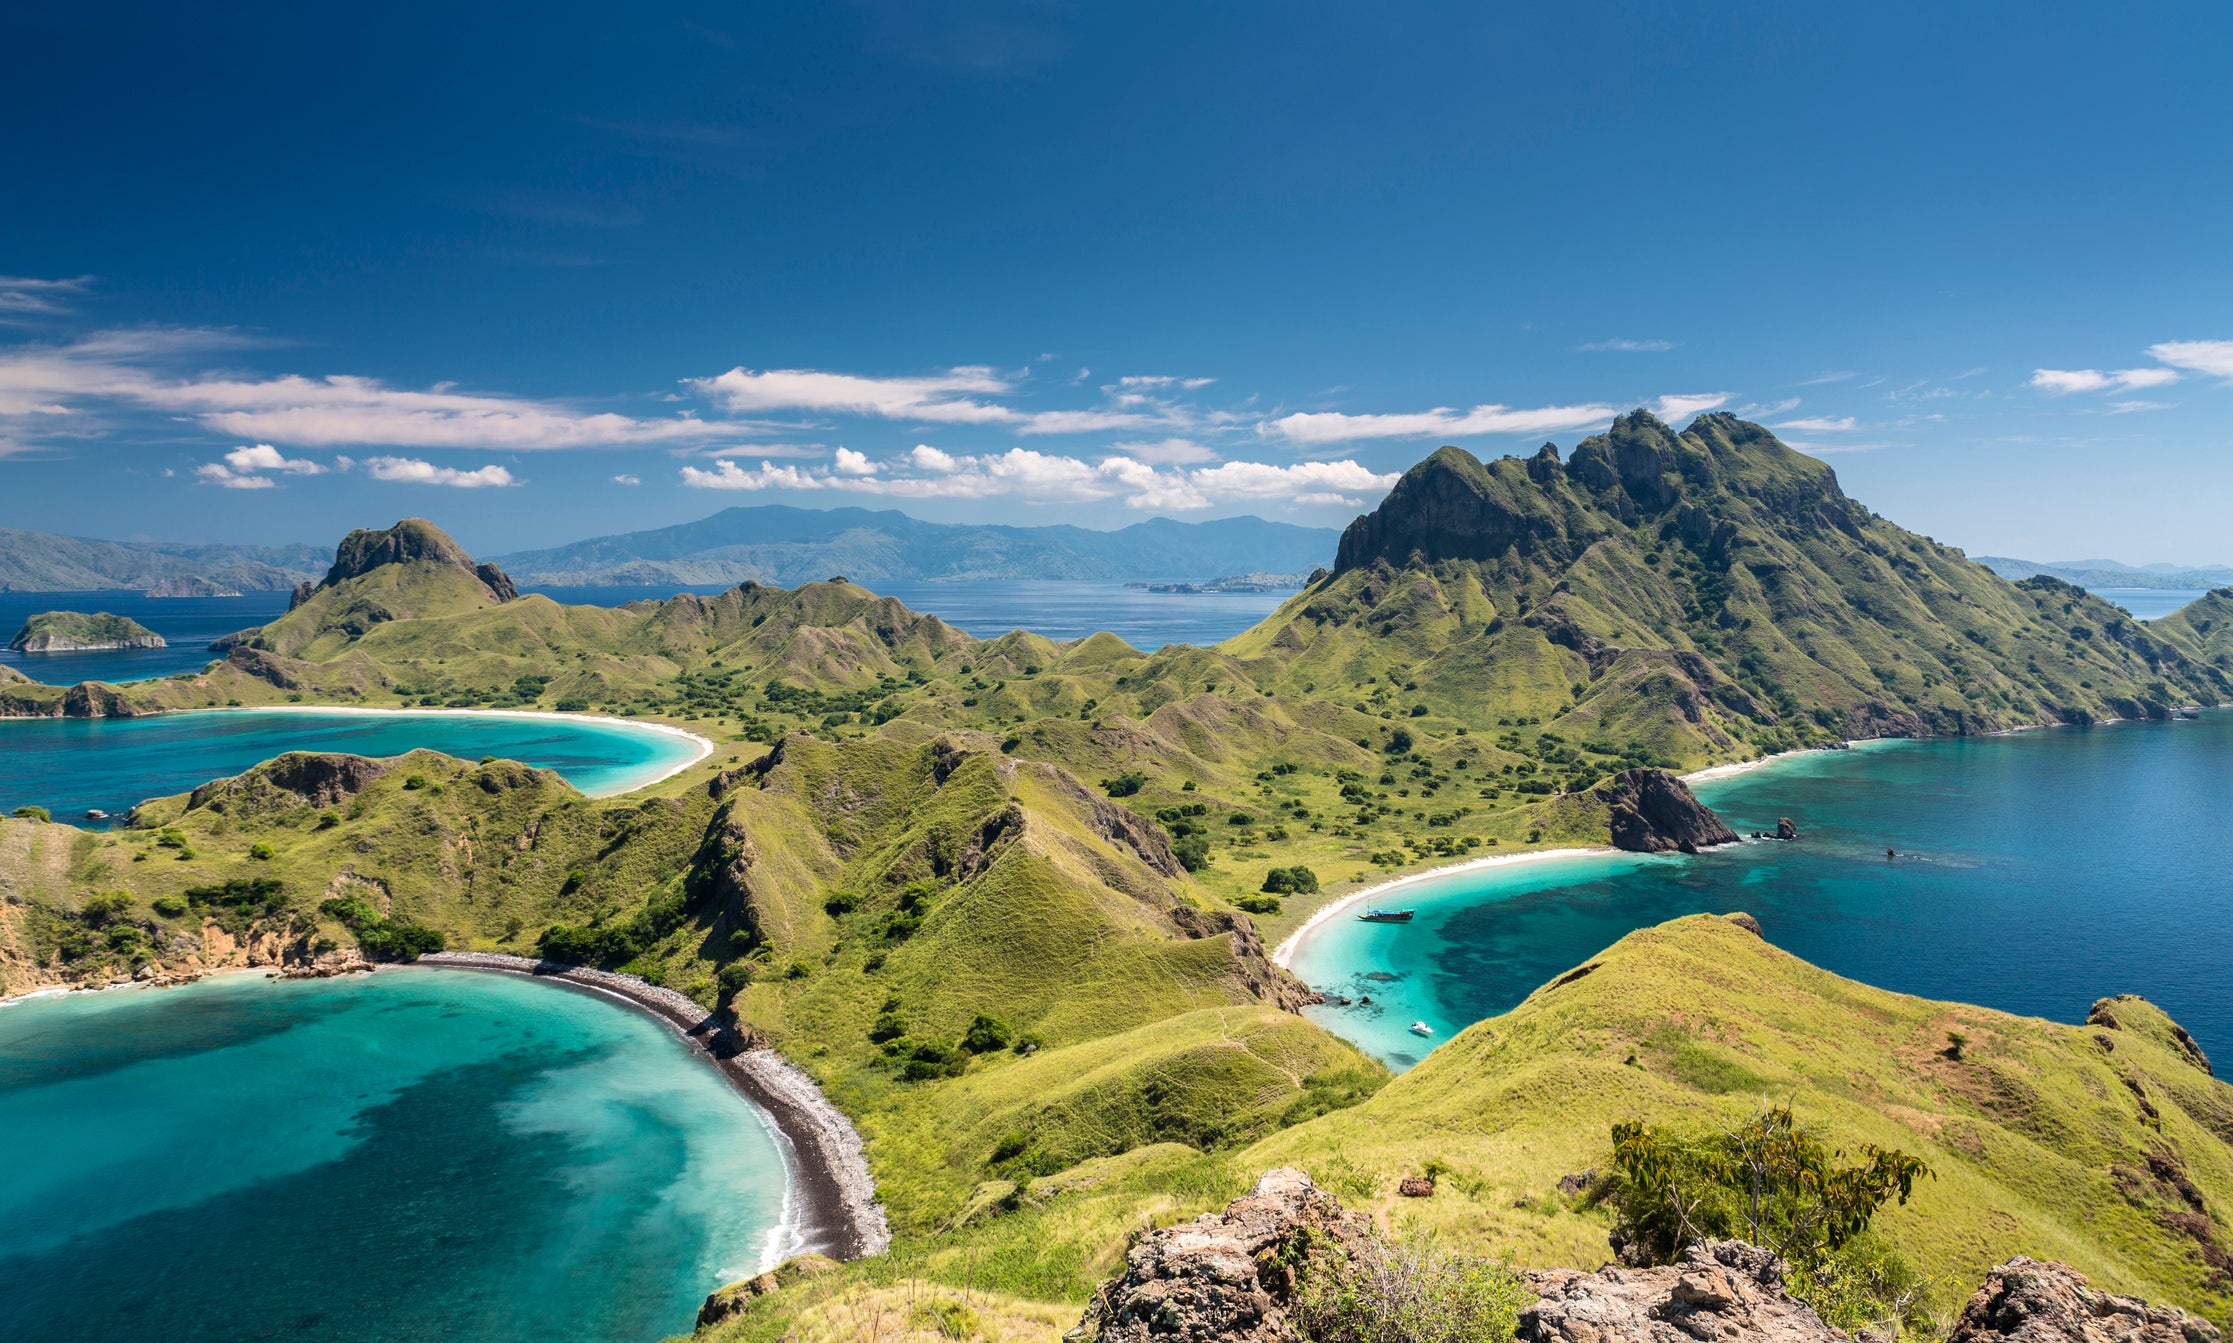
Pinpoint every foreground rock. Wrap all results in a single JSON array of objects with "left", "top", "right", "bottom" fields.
[
  {"left": 1520, "top": 1242, "right": 1844, "bottom": 1343},
  {"left": 1946, "top": 1257, "right": 2220, "bottom": 1343},
  {"left": 1067, "top": 1167, "right": 1362, "bottom": 1342},
  {"left": 1595, "top": 768, "right": 1741, "bottom": 854}
]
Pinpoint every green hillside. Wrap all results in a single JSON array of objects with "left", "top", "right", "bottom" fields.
[{"left": 6, "top": 419, "right": 2233, "bottom": 1341}]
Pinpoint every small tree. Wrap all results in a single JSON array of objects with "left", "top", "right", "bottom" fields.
[{"left": 1603, "top": 1104, "right": 1930, "bottom": 1269}]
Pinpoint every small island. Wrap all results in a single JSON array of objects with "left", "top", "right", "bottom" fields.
[
  {"left": 8, "top": 610, "right": 168, "bottom": 652},
  {"left": 144, "top": 576, "right": 244, "bottom": 598}
]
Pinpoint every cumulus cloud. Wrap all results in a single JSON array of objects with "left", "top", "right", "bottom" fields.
[
  {"left": 831, "top": 447, "right": 878, "bottom": 475},
  {"left": 2028, "top": 366, "right": 2179, "bottom": 394},
  {"left": 364, "top": 457, "right": 517, "bottom": 487},
  {"left": 193, "top": 442, "right": 334, "bottom": 488},
  {"left": 680, "top": 447, "right": 1398, "bottom": 512},
  {"left": 1576, "top": 338, "right": 1674, "bottom": 352},
  {"left": 2146, "top": 340, "right": 2233, "bottom": 380},
  {"left": 1265, "top": 401, "right": 1617, "bottom": 446}
]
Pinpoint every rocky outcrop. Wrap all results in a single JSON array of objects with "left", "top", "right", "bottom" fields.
[
  {"left": 1521, "top": 1242, "right": 1845, "bottom": 1343},
  {"left": 2089, "top": 996, "right": 2215, "bottom": 1076},
  {"left": 1069, "top": 1167, "right": 1364, "bottom": 1342},
  {"left": 311, "top": 518, "right": 518, "bottom": 603},
  {"left": 1945, "top": 1257, "right": 2220, "bottom": 1343},
  {"left": 1594, "top": 768, "right": 1740, "bottom": 854},
  {"left": 697, "top": 1254, "right": 838, "bottom": 1328},
  {"left": 286, "top": 579, "right": 316, "bottom": 611},
  {"left": 186, "top": 752, "right": 393, "bottom": 812}
]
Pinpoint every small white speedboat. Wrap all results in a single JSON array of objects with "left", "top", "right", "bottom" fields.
[{"left": 1408, "top": 1021, "right": 1433, "bottom": 1037}]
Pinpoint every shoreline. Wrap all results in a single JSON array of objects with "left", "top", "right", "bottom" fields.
[
  {"left": 205, "top": 705, "right": 716, "bottom": 795},
  {"left": 1271, "top": 847, "right": 1617, "bottom": 969},
  {"left": 0, "top": 704, "right": 717, "bottom": 799},
  {"left": 415, "top": 952, "right": 889, "bottom": 1267}
]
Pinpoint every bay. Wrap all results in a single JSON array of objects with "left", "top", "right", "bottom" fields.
[
  {"left": 0, "top": 709, "right": 706, "bottom": 822},
  {"left": 1290, "top": 713, "right": 2233, "bottom": 1071},
  {"left": 0, "top": 968, "right": 788, "bottom": 1343}
]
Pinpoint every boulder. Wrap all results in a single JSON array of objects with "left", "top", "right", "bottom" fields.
[
  {"left": 695, "top": 1253, "right": 837, "bottom": 1328},
  {"left": 1946, "top": 1257, "right": 2219, "bottom": 1343},
  {"left": 1067, "top": 1167, "right": 1363, "bottom": 1342},
  {"left": 1594, "top": 768, "right": 1741, "bottom": 854},
  {"left": 1775, "top": 817, "right": 1800, "bottom": 841},
  {"left": 1519, "top": 1241, "right": 1846, "bottom": 1343}
]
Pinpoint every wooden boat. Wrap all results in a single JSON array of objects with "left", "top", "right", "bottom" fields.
[{"left": 1356, "top": 908, "right": 1415, "bottom": 923}]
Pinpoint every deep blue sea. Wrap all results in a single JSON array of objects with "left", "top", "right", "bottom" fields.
[
  {"left": 0, "top": 968, "right": 787, "bottom": 1343},
  {"left": 0, "top": 710, "right": 705, "bottom": 822},
  {"left": 1292, "top": 713, "right": 2233, "bottom": 1071}
]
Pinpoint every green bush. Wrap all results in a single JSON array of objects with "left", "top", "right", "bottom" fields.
[
  {"left": 961, "top": 1014, "right": 1012, "bottom": 1053},
  {"left": 151, "top": 896, "right": 189, "bottom": 918},
  {"left": 1100, "top": 771, "right": 1148, "bottom": 798},
  {"left": 247, "top": 842, "right": 275, "bottom": 861},
  {"left": 1171, "top": 833, "right": 1212, "bottom": 871},
  {"left": 402, "top": 774, "right": 429, "bottom": 790},
  {"left": 1235, "top": 893, "right": 1282, "bottom": 915},
  {"left": 1261, "top": 865, "right": 1320, "bottom": 896},
  {"left": 716, "top": 961, "right": 754, "bottom": 999},
  {"left": 10, "top": 805, "right": 50, "bottom": 823}
]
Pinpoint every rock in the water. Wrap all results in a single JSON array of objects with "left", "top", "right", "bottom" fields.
[
  {"left": 1946, "top": 1257, "right": 2219, "bottom": 1343},
  {"left": 1594, "top": 768, "right": 1741, "bottom": 854},
  {"left": 1068, "top": 1167, "right": 1363, "bottom": 1342},
  {"left": 1775, "top": 816, "right": 1800, "bottom": 841},
  {"left": 1520, "top": 1241, "right": 1846, "bottom": 1343}
]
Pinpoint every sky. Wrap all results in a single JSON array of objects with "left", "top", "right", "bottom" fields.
[{"left": 3, "top": 1, "right": 2231, "bottom": 563}]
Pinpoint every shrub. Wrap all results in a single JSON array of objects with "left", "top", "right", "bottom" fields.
[
  {"left": 11, "top": 805, "right": 50, "bottom": 823},
  {"left": 961, "top": 1013, "right": 1012, "bottom": 1053},
  {"left": 402, "top": 774, "right": 429, "bottom": 791},
  {"left": 151, "top": 896, "right": 189, "bottom": 918},
  {"left": 716, "top": 962, "right": 754, "bottom": 999},
  {"left": 315, "top": 812, "right": 341, "bottom": 829},
  {"left": 868, "top": 1010, "right": 909, "bottom": 1043},
  {"left": 1292, "top": 1224, "right": 1531, "bottom": 1343},
  {"left": 1261, "top": 865, "right": 1320, "bottom": 896},
  {"left": 1171, "top": 834, "right": 1212, "bottom": 871},
  {"left": 247, "top": 842, "right": 275, "bottom": 861},
  {"left": 1235, "top": 893, "right": 1282, "bottom": 915},
  {"left": 1100, "top": 771, "right": 1148, "bottom": 798},
  {"left": 1385, "top": 727, "right": 1414, "bottom": 754}
]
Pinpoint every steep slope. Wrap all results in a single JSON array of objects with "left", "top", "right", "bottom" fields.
[
  {"left": 1243, "top": 913, "right": 2233, "bottom": 1319},
  {"left": 488, "top": 505, "right": 1339, "bottom": 586},
  {"left": 1224, "top": 413, "right": 2232, "bottom": 766}
]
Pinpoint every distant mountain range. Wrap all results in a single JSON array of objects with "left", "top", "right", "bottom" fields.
[
  {"left": 1975, "top": 556, "right": 2233, "bottom": 591},
  {"left": 0, "top": 527, "right": 326, "bottom": 593},
  {"left": 485, "top": 505, "right": 1341, "bottom": 586}
]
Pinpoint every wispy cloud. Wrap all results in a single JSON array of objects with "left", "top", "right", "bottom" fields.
[
  {"left": 1653, "top": 393, "right": 1730, "bottom": 423},
  {"left": 1796, "top": 370, "right": 1861, "bottom": 386},
  {"left": 2147, "top": 340, "right": 2233, "bottom": 380},
  {"left": 689, "top": 364, "right": 1182, "bottom": 435},
  {"left": 0, "top": 275, "right": 92, "bottom": 318},
  {"left": 611, "top": 473, "right": 642, "bottom": 485},
  {"left": 1264, "top": 401, "right": 1616, "bottom": 446},
  {"left": 1575, "top": 338, "right": 1674, "bottom": 352},
  {"left": 364, "top": 457, "right": 517, "bottom": 487},
  {"left": 1772, "top": 415, "right": 1858, "bottom": 432},
  {"left": 2029, "top": 367, "right": 2180, "bottom": 395}
]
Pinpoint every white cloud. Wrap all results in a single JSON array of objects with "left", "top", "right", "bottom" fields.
[
  {"left": 831, "top": 447, "right": 878, "bottom": 476},
  {"left": 1115, "top": 375, "right": 1215, "bottom": 390},
  {"left": 194, "top": 463, "right": 277, "bottom": 489},
  {"left": 2105, "top": 400, "right": 2173, "bottom": 415},
  {"left": 1772, "top": 416, "right": 1858, "bottom": 432},
  {"left": 1734, "top": 398, "right": 1802, "bottom": 417},
  {"left": 0, "top": 333, "right": 741, "bottom": 452},
  {"left": 691, "top": 365, "right": 1019, "bottom": 424},
  {"left": 1107, "top": 437, "right": 1218, "bottom": 465},
  {"left": 364, "top": 457, "right": 517, "bottom": 487},
  {"left": 612, "top": 473, "right": 642, "bottom": 485},
  {"left": 2028, "top": 367, "right": 2180, "bottom": 395},
  {"left": 2147, "top": 340, "right": 2233, "bottom": 380},
  {"left": 682, "top": 448, "right": 1398, "bottom": 512},
  {"left": 226, "top": 442, "right": 327, "bottom": 474},
  {"left": 1265, "top": 401, "right": 1616, "bottom": 446},
  {"left": 1576, "top": 338, "right": 1674, "bottom": 352},
  {"left": 1653, "top": 393, "right": 1731, "bottom": 423}
]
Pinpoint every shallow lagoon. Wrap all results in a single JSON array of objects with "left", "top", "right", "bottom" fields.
[
  {"left": 0, "top": 968, "right": 788, "bottom": 1343},
  {"left": 0, "top": 709, "right": 706, "bottom": 821},
  {"left": 1291, "top": 713, "right": 2233, "bottom": 1070}
]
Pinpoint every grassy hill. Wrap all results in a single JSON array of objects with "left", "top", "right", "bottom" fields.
[{"left": 7, "top": 419, "right": 2233, "bottom": 1340}]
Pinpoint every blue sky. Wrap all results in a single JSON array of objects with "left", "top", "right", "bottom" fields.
[{"left": 3, "top": 2, "right": 2230, "bottom": 562}]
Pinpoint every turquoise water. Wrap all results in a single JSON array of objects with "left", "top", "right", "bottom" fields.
[
  {"left": 0, "top": 709, "right": 704, "bottom": 821},
  {"left": 0, "top": 968, "right": 787, "bottom": 1343},
  {"left": 1292, "top": 713, "right": 2233, "bottom": 1071}
]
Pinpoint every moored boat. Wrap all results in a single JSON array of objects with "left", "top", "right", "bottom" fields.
[
  {"left": 1356, "top": 908, "right": 1415, "bottom": 923},
  {"left": 1409, "top": 1021, "right": 1433, "bottom": 1036}
]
